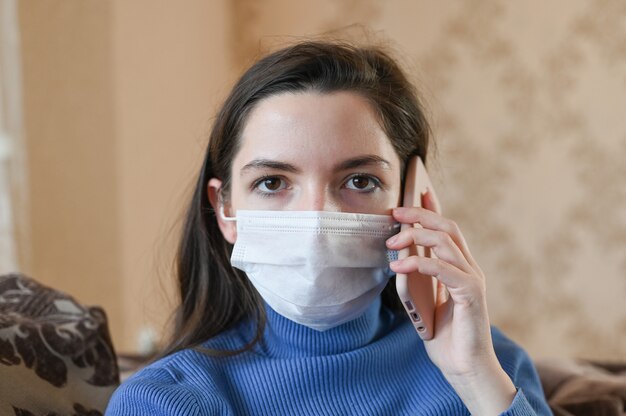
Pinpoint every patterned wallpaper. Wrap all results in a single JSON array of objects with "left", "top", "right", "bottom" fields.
[{"left": 231, "top": 0, "right": 626, "bottom": 360}]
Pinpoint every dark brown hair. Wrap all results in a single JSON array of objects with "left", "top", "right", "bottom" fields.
[{"left": 160, "top": 41, "right": 431, "bottom": 358}]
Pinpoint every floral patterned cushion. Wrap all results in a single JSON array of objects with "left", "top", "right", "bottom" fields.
[{"left": 0, "top": 273, "right": 119, "bottom": 416}]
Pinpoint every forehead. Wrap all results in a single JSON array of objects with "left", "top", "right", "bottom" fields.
[{"left": 234, "top": 91, "right": 398, "bottom": 168}]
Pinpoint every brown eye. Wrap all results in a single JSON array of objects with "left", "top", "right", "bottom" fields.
[
  {"left": 263, "top": 178, "right": 282, "bottom": 191},
  {"left": 344, "top": 174, "right": 380, "bottom": 192},
  {"left": 351, "top": 176, "right": 370, "bottom": 189},
  {"left": 255, "top": 176, "right": 287, "bottom": 194}
]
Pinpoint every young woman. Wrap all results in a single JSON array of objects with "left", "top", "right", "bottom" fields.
[{"left": 106, "top": 41, "right": 551, "bottom": 415}]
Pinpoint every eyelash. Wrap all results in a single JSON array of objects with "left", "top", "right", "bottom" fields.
[
  {"left": 344, "top": 173, "right": 383, "bottom": 193},
  {"left": 251, "top": 175, "right": 287, "bottom": 198},
  {"left": 250, "top": 173, "right": 384, "bottom": 197}
]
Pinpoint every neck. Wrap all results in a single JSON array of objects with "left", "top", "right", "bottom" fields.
[{"left": 258, "top": 297, "right": 397, "bottom": 358}]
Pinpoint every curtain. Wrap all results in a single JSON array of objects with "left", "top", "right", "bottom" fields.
[{"left": 0, "top": 0, "right": 27, "bottom": 273}]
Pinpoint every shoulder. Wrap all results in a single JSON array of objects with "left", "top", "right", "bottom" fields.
[
  {"left": 105, "top": 365, "right": 200, "bottom": 416},
  {"left": 105, "top": 348, "right": 234, "bottom": 416}
]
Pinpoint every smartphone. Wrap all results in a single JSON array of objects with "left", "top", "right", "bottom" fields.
[{"left": 395, "top": 156, "right": 439, "bottom": 340}]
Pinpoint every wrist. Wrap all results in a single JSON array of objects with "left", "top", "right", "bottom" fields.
[{"left": 445, "top": 361, "right": 517, "bottom": 416}]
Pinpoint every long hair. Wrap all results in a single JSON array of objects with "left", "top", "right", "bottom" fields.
[{"left": 160, "top": 41, "right": 432, "bottom": 358}]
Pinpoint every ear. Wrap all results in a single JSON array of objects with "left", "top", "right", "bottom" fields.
[{"left": 207, "top": 178, "right": 237, "bottom": 244}]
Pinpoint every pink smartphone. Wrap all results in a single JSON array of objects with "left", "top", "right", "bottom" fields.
[{"left": 395, "top": 156, "right": 438, "bottom": 340}]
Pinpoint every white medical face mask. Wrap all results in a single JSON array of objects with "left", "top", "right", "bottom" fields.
[{"left": 222, "top": 209, "right": 399, "bottom": 331}]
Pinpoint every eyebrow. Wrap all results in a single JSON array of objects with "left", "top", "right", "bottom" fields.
[
  {"left": 241, "top": 159, "right": 301, "bottom": 175},
  {"left": 240, "top": 154, "right": 391, "bottom": 176},
  {"left": 335, "top": 155, "right": 391, "bottom": 171}
]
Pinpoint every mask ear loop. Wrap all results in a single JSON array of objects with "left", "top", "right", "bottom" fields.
[
  {"left": 219, "top": 205, "right": 236, "bottom": 222},
  {"left": 217, "top": 189, "right": 236, "bottom": 222}
]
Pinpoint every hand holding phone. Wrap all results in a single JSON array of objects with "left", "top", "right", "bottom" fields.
[{"left": 395, "top": 156, "right": 440, "bottom": 340}]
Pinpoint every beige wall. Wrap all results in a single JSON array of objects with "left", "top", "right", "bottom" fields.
[
  {"left": 111, "top": 0, "right": 233, "bottom": 352},
  {"left": 19, "top": 0, "right": 123, "bottom": 342},
  {"left": 18, "top": 0, "right": 626, "bottom": 359},
  {"left": 19, "top": 0, "right": 233, "bottom": 352}
]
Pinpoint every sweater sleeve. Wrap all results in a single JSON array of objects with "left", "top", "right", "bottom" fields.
[
  {"left": 490, "top": 327, "right": 553, "bottom": 416},
  {"left": 105, "top": 368, "right": 201, "bottom": 416}
]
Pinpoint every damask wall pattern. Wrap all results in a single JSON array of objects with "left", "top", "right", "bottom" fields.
[{"left": 232, "top": 0, "right": 626, "bottom": 360}]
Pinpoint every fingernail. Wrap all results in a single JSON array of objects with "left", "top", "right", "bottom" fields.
[{"left": 386, "top": 235, "right": 397, "bottom": 246}]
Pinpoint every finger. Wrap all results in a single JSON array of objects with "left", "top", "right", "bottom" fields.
[
  {"left": 390, "top": 255, "right": 483, "bottom": 305},
  {"left": 436, "top": 280, "right": 449, "bottom": 307},
  {"left": 392, "top": 206, "right": 478, "bottom": 270},
  {"left": 386, "top": 227, "right": 473, "bottom": 274},
  {"left": 422, "top": 189, "right": 442, "bottom": 215}
]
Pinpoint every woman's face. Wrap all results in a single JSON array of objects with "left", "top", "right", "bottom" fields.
[{"left": 211, "top": 91, "right": 403, "bottom": 243}]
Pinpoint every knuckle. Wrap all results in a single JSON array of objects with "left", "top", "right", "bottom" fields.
[
  {"left": 406, "top": 255, "right": 421, "bottom": 268},
  {"left": 444, "top": 219, "right": 460, "bottom": 236},
  {"left": 434, "top": 258, "right": 447, "bottom": 272},
  {"left": 469, "top": 275, "right": 486, "bottom": 295},
  {"left": 398, "top": 229, "right": 412, "bottom": 244},
  {"left": 436, "top": 231, "right": 453, "bottom": 246},
  {"left": 410, "top": 228, "right": 423, "bottom": 245}
]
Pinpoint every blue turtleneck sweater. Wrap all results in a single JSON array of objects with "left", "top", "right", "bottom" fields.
[{"left": 106, "top": 298, "right": 551, "bottom": 415}]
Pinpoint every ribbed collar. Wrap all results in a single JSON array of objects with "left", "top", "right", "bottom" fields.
[{"left": 257, "top": 297, "right": 397, "bottom": 358}]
